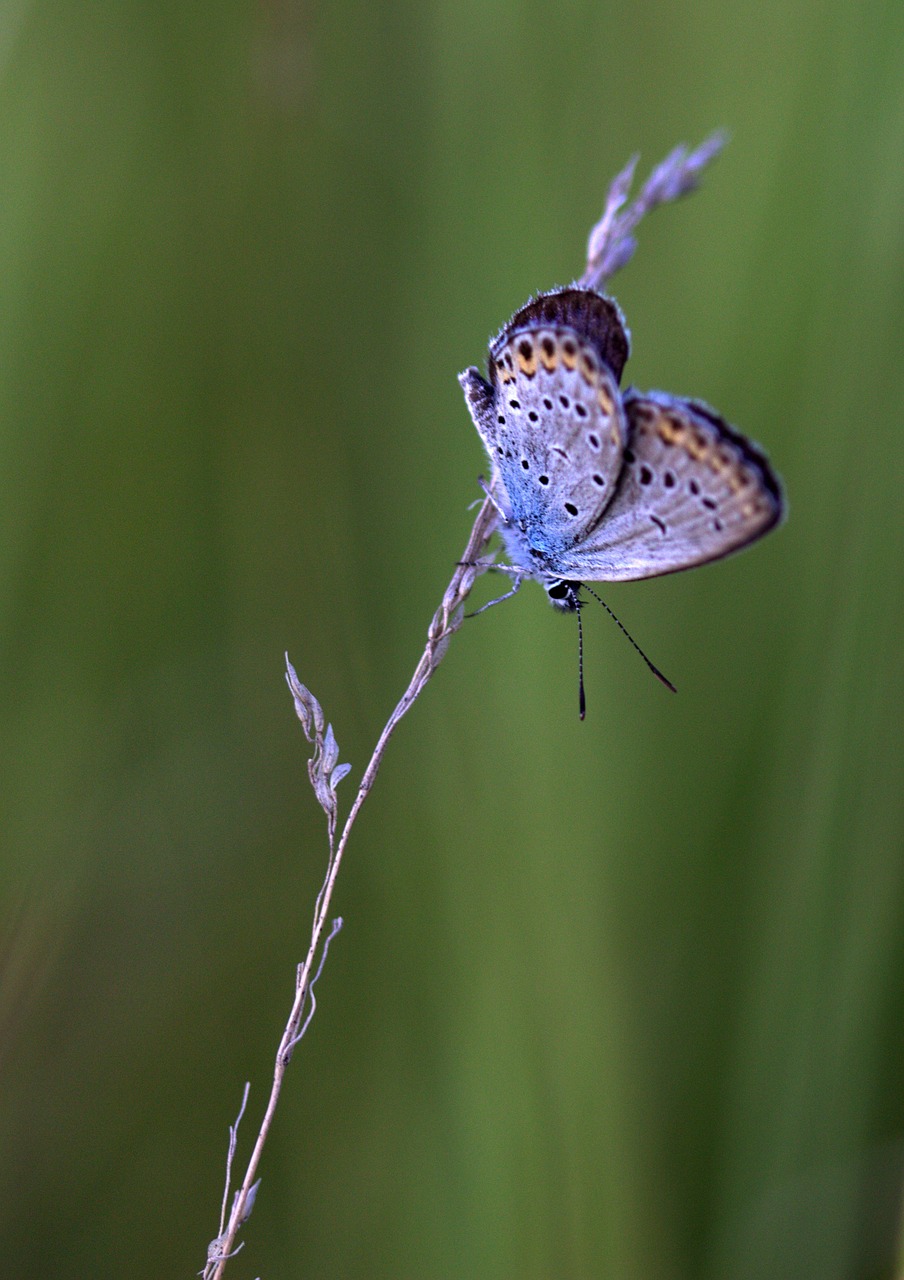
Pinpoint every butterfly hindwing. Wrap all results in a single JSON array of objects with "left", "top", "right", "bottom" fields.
[{"left": 556, "top": 390, "right": 783, "bottom": 582}]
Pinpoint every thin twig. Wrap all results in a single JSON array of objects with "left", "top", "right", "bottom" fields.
[
  {"left": 288, "top": 914, "right": 344, "bottom": 1052},
  {"left": 202, "top": 1084, "right": 256, "bottom": 1274},
  {"left": 219, "top": 1084, "right": 249, "bottom": 1237},
  {"left": 204, "top": 496, "right": 498, "bottom": 1277}
]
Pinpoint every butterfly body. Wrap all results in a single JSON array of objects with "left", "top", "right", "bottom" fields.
[{"left": 460, "top": 287, "right": 783, "bottom": 603}]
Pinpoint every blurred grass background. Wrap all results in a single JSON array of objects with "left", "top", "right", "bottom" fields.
[{"left": 1, "top": 1, "right": 903, "bottom": 1277}]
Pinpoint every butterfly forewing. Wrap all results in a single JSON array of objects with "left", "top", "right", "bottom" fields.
[
  {"left": 557, "top": 390, "right": 783, "bottom": 582},
  {"left": 485, "top": 325, "right": 627, "bottom": 551}
]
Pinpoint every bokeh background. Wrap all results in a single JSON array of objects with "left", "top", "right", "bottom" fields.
[{"left": 1, "top": 2, "right": 903, "bottom": 1277}]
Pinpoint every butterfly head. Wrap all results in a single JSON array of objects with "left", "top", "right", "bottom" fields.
[{"left": 545, "top": 578, "right": 582, "bottom": 612}]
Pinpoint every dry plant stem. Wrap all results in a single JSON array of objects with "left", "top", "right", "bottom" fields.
[{"left": 207, "top": 495, "right": 498, "bottom": 1279}]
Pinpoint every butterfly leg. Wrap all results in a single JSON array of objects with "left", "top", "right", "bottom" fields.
[{"left": 466, "top": 567, "right": 527, "bottom": 617}]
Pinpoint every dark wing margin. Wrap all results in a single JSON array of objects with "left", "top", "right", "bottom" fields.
[{"left": 491, "top": 287, "right": 630, "bottom": 383}]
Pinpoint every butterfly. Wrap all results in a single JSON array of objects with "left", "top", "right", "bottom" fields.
[
  {"left": 459, "top": 287, "right": 784, "bottom": 710},
  {"left": 460, "top": 285, "right": 782, "bottom": 604}
]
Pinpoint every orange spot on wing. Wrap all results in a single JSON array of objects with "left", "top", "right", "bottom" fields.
[
  {"left": 728, "top": 468, "right": 753, "bottom": 494},
  {"left": 516, "top": 337, "right": 538, "bottom": 377},
  {"left": 685, "top": 429, "right": 709, "bottom": 461},
  {"left": 579, "top": 348, "right": 599, "bottom": 384},
  {"left": 597, "top": 384, "right": 615, "bottom": 416},
  {"left": 656, "top": 413, "right": 685, "bottom": 446}
]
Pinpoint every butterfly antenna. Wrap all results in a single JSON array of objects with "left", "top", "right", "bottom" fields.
[
  {"left": 576, "top": 594, "right": 587, "bottom": 720},
  {"left": 582, "top": 584, "right": 677, "bottom": 693}
]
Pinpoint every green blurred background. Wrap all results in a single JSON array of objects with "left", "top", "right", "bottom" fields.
[{"left": 1, "top": 1, "right": 903, "bottom": 1276}]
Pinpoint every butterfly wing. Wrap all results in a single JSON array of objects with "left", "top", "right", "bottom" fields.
[
  {"left": 555, "top": 390, "right": 784, "bottom": 582},
  {"left": 460, "top": 321, "right": 628, "bottom": 564}
]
